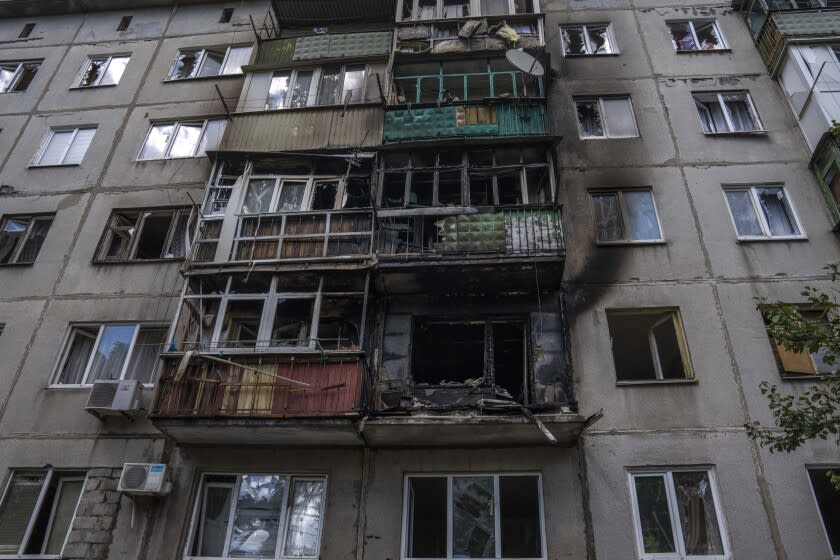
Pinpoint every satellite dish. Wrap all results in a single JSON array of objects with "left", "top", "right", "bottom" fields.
[{"left": 505, "top": 48, "right": 545, "bottom": 77}]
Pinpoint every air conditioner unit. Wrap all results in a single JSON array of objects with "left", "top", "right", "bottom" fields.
[
  {"left": 84, "top": 380, "right": 141, "bottom": 419},
  {"left": 118, "top": 463, "right": 170, "bottom": 496}
]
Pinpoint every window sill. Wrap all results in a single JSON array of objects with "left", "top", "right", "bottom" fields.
[
  {"left": 163, "top": 73, "right": 244, "bottom": 83},
  {"left": 675, "top": 48, "right": 732, "bottom": 54},
  {"left": 596, "top": 240, "right": 666, "bottom": 246},
  {"left": 136, "top": 156, "right": 207, "bottom": 162},
  {"left": 702, "top": 130, "right": 766, "bottom": 136},
  {"left": 46, "top": 383, "right": 155, "bottom": 390},
  {"left": 579, "top": 135, "right": 640, "bottom": 140},
  {"left": 0, "top": 261, "right": 35, "bottom": 267},
  {"left": 563, "top": 53, "right": 620, "bottom": 57},
  {"left": 735, "top": 235, "right": 808, "bottom": 243},
  {"left": 27, "top": 163, "right": 81, "bottom": 169},
  {"left": 781, "top": 374, "right": 832, "bottom": 382},
  {"left": 69, "top": 84, "right": 118, "bottom": 91},
  {"left": 92, "top": 258, "right": 184, "bottom": 265},
  {"left": 616, "top": 379, "right": 698, "bottom": 387},
  {"left": 251, "top": 101, "right": 382, "bottom": 115}
]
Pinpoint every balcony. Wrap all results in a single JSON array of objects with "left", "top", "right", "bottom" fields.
[
  {"left": 395, "top": 13, "right": 544, "bottom": 56},
  {"left": 151, "top": 354, "right": 368, "bottom": 445},
  {"left": 251, "top": 32, "right": 393, "bottom": 68}
]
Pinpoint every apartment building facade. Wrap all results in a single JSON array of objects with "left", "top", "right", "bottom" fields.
[{"left": 0, "top": 0, "right": 838, "bottom": 559}]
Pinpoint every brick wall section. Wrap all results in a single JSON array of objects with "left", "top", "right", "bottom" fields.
[{"left": 63, "top": 468, "right": 122, "bottom": 560}]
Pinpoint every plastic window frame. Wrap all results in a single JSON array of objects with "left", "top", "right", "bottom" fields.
[
  {"left": 590, "top": 188, "right": 664, "bottom": 245},
  {"left": 692, "top": 91, "right": 764, "bottom": 134},
  {"left": 575, "top": 96, "right": 639, "bottom": 139},
  {"left": 398, "top": 0, "right": 540, "bottom": 20},
  {"left": 721, "top": 185, "right": 806, "bottom": 240},
  {"left": 628, "top": 468, "right": 731, "bottom": 560},
  {"left": 95, "top": 206, "right": 192, "bottom": 262},
  {"left": 73, "top": 54, "right": 130, "bottom": 88},
  {"left": 400, "top": 472, "right": 547, "bottom": 560},
  {"left": 0, "top": 213, "right": 54, "bottom": 265},
  {"left": 0, "top": 60, "right": 41, "bottom": 93},
  {"left": 49, "top": 322, "right": 168, "bottom": 387},
  {"left": 239, "top": 175, "right": 350, "bottom": 214},
  {"left": 265, "top": 65, "right": 369, "bottom": 110},
  {"left": 33, "top": 127, "right": 96, "bottom": 167},
  {"left": 559, "top": 23, "right": 618, "bottom": 56},
  {"left": 667, "top": 19, "right": 728, "bottom": 52},
  {"left": 166, "top": 45, "right": 252, "bottom": 80},
  {"left": 0, "top": 469, "right": 88, "bottom": 560},
  {"left": 183, "top": 472, "right": 328, "bottom": 560},
  {"left": 137, "top": 119, "right": 225, "bottom": 161}
]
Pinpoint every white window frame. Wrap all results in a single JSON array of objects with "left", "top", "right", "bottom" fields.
[
  {"left": 183, "top": 472, "right": 328, "bottom": 560},
  {"left": 266, "top": 65, "right": 370, "bottom": 110},
  {"left": 50, "top": 322, "right": 168, "bottom": 387},
  {"left": 73, "top": 54, "right": 130, "bottom": 88},
  {"left": 0, "top": 60, "right": 41, "bottom": 93},
  {"left": 166, "top": 45, "right": 252, "bottom": 80},
  {"left": 693, "top": 91, "right": 764, "bottom": 134},
  {"left": 0, "top": 469, "right": 88, "bottom": 560},
  {"left": 590, "top": 188, "right": 664, "bottom": 245},
  {"left": 559, "top": 23, "right": 618, "bottom": 56},
  {"left": 722, "top": 185, "right": 806, "bottom": 240},
  {"left": 137, "top": 118, "right": 226, "bottom": 160},
  {"left": 33, "top": 127, "right": 97, "bottom": 166},
  {"left": 398, "top": 0, "right": 540, "bottom": 20},
  {"left": 575, "top": 96, "right": 639, "bottom": 139},
  {"left": 667, "top": 20, "right": 727, "bottom": 52},
  {"left": 240, "top": 175, "right": 349, "bottom": 214},
  {"left": 95, "top": 207, "right": 192, "bottom": 262},
  {"left": 0, "top": 214, "right": 54, "bottom": 264},
  {"left": 628, "top": 468, "right": 731, "bottom": 560},
  {"left": 806, "top": 466, "right": 840, "bottom": 560},
  {"left": 400, "top": 472, "right": 547, "bottom": 560}
]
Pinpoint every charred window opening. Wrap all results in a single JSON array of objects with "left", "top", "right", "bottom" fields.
[
  {"left": 606, "top": 309, "right": 693, "bottom": 382},
  {"left": 96, "top": 207, "right": 191, "bottom": 262},
  {"left": 411, "top": 318, "right": 528, "bottom": 402}
]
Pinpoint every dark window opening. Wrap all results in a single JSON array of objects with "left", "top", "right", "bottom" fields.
[
  {"left": 438, "top": 171, "right": 462, "bottom": 205},
  {"left": 18, "top": 23, "right": 35, "bottom": 38},
  {"left": 406, "top": 477, "right": 447, "bottom": 558},
  {"left": 607, "top": 310, "right": 691, "bottom": 382},
  {"left": 808, "top": 469, "right": 840, "bottom": 555},
  {"left": 311, "top": 181, "right": 338, "bottom": 210},
  {"left": 271, "top": 299, "right": 314, "bottom": 346},
  {"left": 135, "top": 213, "right": 173, "bottom": 259},
  {"left": 492, "top": 322, "right": 526, "bottom": 402},
  {"left": 0, "top": 323, "right": 5, "bottom": 336},
  {"left": 219, "top": 8, "right": 234, "bottom": 23},
  {"left": 413, "top": 321, "right": 485, "bottom": 384},
  {"left": 220, "top": 300, "right": 264, "bottom": 348},
  {"left": 383, "top": 172, "right": 407, "bottom": 207},
  {"left": 410, "top": 171, "right": 434, "bottom": 206},
  {"left": 469, "top": 174, "right": 493, "bottom": 206},
  {"left": 116, "top": 16, "right": 132, "bottom": 31},
  {"left": 497, "top": 171, "right": 523, "bottom": 205},
  {"left": 318, "top": 297, "right": 362, "bottom": 350},
  {"left": 499, "top": 475, "right": 542, "bottom": 558},
  {"left": 343, "top": 177, "right": 371, "bottom": 208}
]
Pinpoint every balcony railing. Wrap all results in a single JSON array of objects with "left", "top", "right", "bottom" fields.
[
  {"left": 230, "top": 209, "right": 374, "bottom": 261},
  {"left": 376, "top": 205, "right": 563, "bottom": 258},
  {"left": 384, "top": 102, "right": 546, "bottom": 142},
  {"left": 152, "top": 354, "right": 367, "bottom": 418}
]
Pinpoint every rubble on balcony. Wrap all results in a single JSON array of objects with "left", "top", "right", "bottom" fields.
[{"left": 395, "top": 15, "right": 543, "bottom": 54}]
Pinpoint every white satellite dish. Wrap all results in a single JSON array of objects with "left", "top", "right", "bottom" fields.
[{"left": 505, "top": 48, "right": 545, "bottom": 77}]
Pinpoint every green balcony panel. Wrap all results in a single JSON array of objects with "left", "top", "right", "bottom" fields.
[
  {"left": 383, "top": 103, "right": 546, "bottom": 142},
  {"left": 293, "top": 31, "right": 393, "bottom": 61}
]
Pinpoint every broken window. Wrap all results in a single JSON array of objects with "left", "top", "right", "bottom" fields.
[
  {"left": 0, "top": 214, "right": 54, "bottom": 265},
  {"left": 591, "top": 189, "right": 662, "bottom": 243},
  {"left": 693, "top": 91, "right": 762, "bottom": 134},
  {"left": 167, "top": 45, "right": 252, "bottom": 79},
  {"left": 575, "top": 96, "right": 638, "bottom": 138},
  {"left": 311, "top": 180, "right": 339, "bottom": 210},
  {"left": 808, "top": 469, "right": 840, "bottom": 556},
  {"left": 560, "top": 24, "right": 616, "bottom": 55},
  {"left": 0, "top": 469, "right": 87, "bottom": 557},
  {"left": 0, "top": 60, "right": 41, "bottom": 93},
  {"left": 318, "top": 297, "right": 363, "bottom": 350},
  {"left": 193, "top": 219, "right": 223, "bottom": 262},
  {"left": 763, "top": 307, "right": 835, "bottom": 377},
  {"left": 138, "top": 119, "right": 226, "bottom": 160},
  {"left": 668, "top": 20, "right": 726, "bottom": 51},
  {"left": 723, "top": 186, "right": 802, "bottom": 239},
  {"left": 187, "top": 474, "right": 326, "bottom": 560},
  {"left": 76, "top": 54, "right": 130, "bottom": 87},
  {"left": 96, "top": 207, "right": 191, "bottom": 261},
  {"left": 35, "top": 127, "right": 96, "bottom": 166},
  {"left": 271, "top": 298, "right": 314, "bottom": 347},
  {"left": 53, "top": 323, "right": 167, "bottom": 385},
  {"left": 607, "top": 309, "right": 693, "bottom": 382},
  {"left": 630, "top": 470, "right": 727, "bottom": 559},
  {"left": 218, "top": 300, "right": 264, "bottom": 348},
  {"left": 404, "top": 474, "right": 544, "bottom": 560}
]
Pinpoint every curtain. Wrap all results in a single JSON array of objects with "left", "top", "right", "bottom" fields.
[
  {"left": 124, "top": 327, "right": 167, "bottom": 384},
  {"left": 592, "top": 194, "right": 623, "bottom": 241},
  {"left": 723, "top": 95, "right": 758, "bottom": 132},
  {"left": 695, "top": 98, "right": 728, "bottom": 133},
  {"left": 221, "top": 46, "right": 252, "bottom": 75},
  {"left": 58, "top": 329, "right": 96, "bottom": 384},
  {"left": 0, "top": 472, "right": 45, "bottom": 554},
  {"left": 758, "top": 187, "right": 799, "bottom": 236},
  {"left": 602, "top": 98, "right": 637, "bottom": 137},
  {"left": 576, "top": 101, "right": 604, "bottom": 137},
  {"left": 195, "top": 485, "right": 232, "bottom": 556}
]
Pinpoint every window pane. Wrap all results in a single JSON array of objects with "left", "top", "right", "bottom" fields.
[
  {"left": 453, "top": 476, "right": 495, "bottom": 558},
  {"left": 634, "top": 475, "right": 676, "bottom": 553},
  {"left": 592, "top": 194, "right": 624, "bottom": 242},
  {"left": 243, "top": 180, "right": 275, "bottom": 214},
  {"left": 124, "top": 327, "right": 166, "bottom": 383},
  {"left": 135, "top": 212, "right": 173, "bottom": 259},
  {"left": 694, "top": 95, "right": 728, "bottom": 133},
  {"left": 277, "top": 181, "right": 307, "bottom": 211},
  {"left": 140, "top": 124, "right": 175, "bottom": 160},
  {"left": 311, "top": 181, "right": 338, "bottom": 210},
  {"left": 88, "top": 324, "right": 136, "bottom": 381},
  {"left": 219, "top": 300, "right": 264, "bottom": 348},
  {"left": 166, "top": 211, "right": 190, "bottom": 258},
  {"left": 0, "top": 471, "right": 46, "bottom": 554},
  {"left": 808, "top": 469, "right": 840, "bottom": 555},
  {"left": 221, "top": 46, "right": 251, "bottom": 75},
  {"left": 16, "top": 217, "right": 52, "bottom": 263},
  {"left": 695, "top": 21, "right": 723, "bottom": 50},
  {"left": 228, "top": 475, "right": 286, "bottom": 558},
  {"left": 0, "top": 218, "right": 28, "bottom": 263},
  {"left": 725, "top": 190, "right": 763, "bottom": 236},
  {"left": 723, "top": 93, "right": 759, "bottom": 132},
  {"left": 418, "top": 0, "right": 436, "bottom": 19},
  {"left": 63, "top": 128, "right": 95, "bottom": 165},
  {"left": 443, "top": 0, "right": 470, "bottom": 18},
  {"left": 197, "top": 119, "right": 227, "bottom": 156},
  {"left": 80, "top": 58, "right": 105, "bottom": 86},
  {"left": 168, "top": 123, "right": 202, "bottom": 158},
  {"left": 672, "top": 471, "right": 724, "bottom": 555},
  {"left": 283, "top": 480, "right": 325, "bottom": 557},
  {"left": 197, "top": 48, "right": 225, "bottom": 77},
  {"left": 481, "top": 0, "right": 508, "bottom": 15},
  {"left": 757, "top": 187, "right": 800, "bottom": 236},
  {"left": 669, "top": 22, "right": 696, "bottom": 51},
  {"left": 587, "top": 25, "right": 612, "bottom": 54},
  {"left": 407, "top": 477, "right": 447, "bottom": 558},
  {"left": 499, "top": 476, "right": 541, "bottom": 558},
  {"left": 652, "top": 317, "right": 688, "bottom": 379},
  {"left": 39, "top": 130, "right": 74, "bottom": 165},
  {"left": 13, "top": 63, "right": 38, "bottom": 92},
  {"left": 317, "top": 65, "right": 342, "bottom": 106},
  {"left": 576, "top": 100, "right": 604, "bottom": 137},
  {"left": 43, "top": 478, "right": 84, "bottom": 555},
  {"left": 194, "top": 483, "right": 233, "bottom": 557},
  {"left": 171, "top": 51, "right": 200, "bottom": 79},
  {"left": 623, "top": 191, "right": 661, "bottom": 241},
  {"left": 57, "top": 327, "right": 98, "bottom": 384},
  {"left": 0, "top": 63, "right": 17, "bottom": 92},
  {"left": 101, "top": 56, "right": 129, "bottom": 86},
  {"left": 266, "top": 73, "right": 290, "bottom": 109},
  {"left": 343, "top": 65, "right": 366, "bottom": 104},
  {"left": 289, "top": 71, "right": 314, "bottom": 108},
  {"left": 602, "top": 98, "right": 637, "bottom": 137},
  {"left": 271, "top": 299, "right": 313, "bottom": 347}
]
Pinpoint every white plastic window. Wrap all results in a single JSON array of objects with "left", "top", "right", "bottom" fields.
[
  {"left": 138, "top": 119, "right": 227, "bottom": 160},
  {"left": 575, "top": 96, "right": 638, "bottom": 138},
  {"left": 592, "top": 189, "right": 662, "bottom": 243},
  {"left": 0, "top": 60, "right": 40, "bottom": 93},
  {"left": 34, "top": 127, "right": 96, "bottom": 166},
  {"left": 723, "top": 186, "right": 803, "bottom": 239},
  {"left": 75, "top": 55, "right": 130, "bottom": 87},
  {"left": 668, "top": 20, "right": 726, "bottom": 51},
  {"left": 560, "top": 24, "right": 616, "bottom": 55},
  {"left": 693, "top": 92, "right": 763, "bottom": 133},
  {"left": 168, "top": 45, "right": 252, "bottom": 80}
]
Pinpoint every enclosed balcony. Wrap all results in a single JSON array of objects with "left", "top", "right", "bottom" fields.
[
  {"left": 271, "top": 0, "right": 395, "bottom": 24},
  {"left": 384, "top": 102, "right": 546, "bottom": 142}
]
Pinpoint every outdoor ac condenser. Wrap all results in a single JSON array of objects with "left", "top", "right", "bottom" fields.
[{"left": 84, "top": 380, "right": 141, "bottom": 419}]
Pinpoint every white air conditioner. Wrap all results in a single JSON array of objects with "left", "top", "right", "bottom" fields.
[
  {"left": 84, "top": 380, "right": 141, "bottom": 419},
  {"left": 118, "top": 463, "right": 170, "bottom": 496}
]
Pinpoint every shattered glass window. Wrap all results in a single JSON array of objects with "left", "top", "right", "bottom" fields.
[
  {"left": 561, "top": 24, "right": 614, "bottom": 55},
  {"left": 669, "top": 20, "right": 725, "bottom": 51},
  {"left": 453, "top": 477, "right": 495, "bottom": 558},
  {"left": 808, "top": 469, "right": 840, "bottom": 555},
  {"left": 592, "top": 193, "right": 624, "bottom": 242},
  {"left": 668, "top": 22, "right": 696, "bottom": 51},
  {"left": 282, "top": 480, "right": 326, "bottom": 557},
  {"left": 575, "top": 99, "right": 604, "bottom": 137},
  {"left": 673, "top": 471, "right": 724, "bottom": 555},
  {"left": 586, "top": 25, "right": 612, "bottom": 54},
  {"left": 0, "top": 61, "right": 40, "bottom": 93},
  {"left": 170, "top": 50, "right": 200, "bottom": 79},
  {"left": 228, "top": 475, "right": 285, "bottom": 557}
]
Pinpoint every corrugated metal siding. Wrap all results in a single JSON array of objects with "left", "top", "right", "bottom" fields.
[
  {"left": 756, "top": 11, "right": 840, "bottom": 71},
  {"left": 294, "top": 31, "right": 392, "bottom": 61},
  {"left": 255, "top": 38, "right": 297, "bottom": 65},
  {"left": 221, "top": 106, "right": 383, "bottom": 152},
  {"left": 383, "top": 103, "right": 545, "bottom": 142}
]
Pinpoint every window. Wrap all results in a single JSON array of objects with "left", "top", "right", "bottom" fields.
[
  {"left": 560, "top": 24, "right": 616, "bottom": 55},
  {"left": 167, "top": 45, "right": 252, "bottom": 80},
  {"left": 723, "top": 186, "right": 803, "bottom": 239},
  {"left": 606, "top": 309, "right": 693, "bottom": 382},
  {"left": 239, "top": 174, "right": 370, "bottom": 215},
  {"left": 266, "top": 65, "right": 368, "bottom": 110},
  {"left": 138, "top": 119, "right": 226, "bottom": 160},
  {"left": 95, "top": 207, "right": 191, "bottom": 262},
  {"left": 403, "top": 474, "right": 544, "bottom": 560},
  {"left": 399, "top": 0, "right": 534, "bottom": 20},
  {"left": 219, "top": 8, "right": 234, "bottom": 23},
  {"left": 116, "top": 16, "right": 132, "bottom": 31},
  {"left": 0, "top": 214, "right": 54, "bottom": 265},
  {"left": 763, "top": 307, "right": 834, "bottom": 377},
  {"left": 808, "top": 468, "right": 840, "bottom": 557},
  {"left": 693, "top": 92, "right": 763, "bottom": 134},
  {"left": 52, "top": 323, "right": 168, "bottom": 385},
  {"left": 0, "top": 60, "right": 40, "bottom": 93},
  {"left": 668, "top": 20, "right": 726, "bottom": 51},
  {"left": 186, "top": 473, "right": 326, "bottom": 560},
  {"left": 629, "top": 469, "right": 729, "bottom": 560},
  {"left": 34, "top": 127, "right": 96, "bottom": 166},
  {"left": 75, "top": 54, "right": 129, "bottom": 87},
  {"left": 591, "top": 189, "right": 662, "bottom": 243},
  {"left": 0, "top": 469, "right": 86, "bottom": 557},
  {"left": 575, "top": 96, "right": 638, "bottom": 138},
  {"left": 18, "top": 23, "right": 35, "bottom": 39}
]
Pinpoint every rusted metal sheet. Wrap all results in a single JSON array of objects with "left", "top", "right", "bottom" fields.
[{"left": 220, "top": 107, "right": 383, "bottom": 153}]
